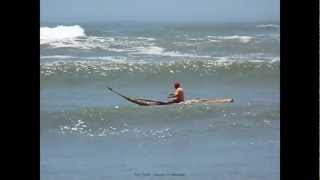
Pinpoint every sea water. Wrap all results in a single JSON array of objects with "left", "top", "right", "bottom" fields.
[{"left": 40, "top": 22, "right": 280, "bottom": 180}]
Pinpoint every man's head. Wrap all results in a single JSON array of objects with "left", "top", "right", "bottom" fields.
[{"left": 174, "top": 81, "right": 181, "bottom": 89}]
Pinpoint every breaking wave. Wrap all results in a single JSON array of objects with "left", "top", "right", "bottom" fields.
[
  {"left": 132, "top": 46, "right": 210, "bottom": 58},
  {"left": 40, "top": 58, "right": 280, "bottom": 83},
  {"left": 256, "top": 24, "right": 280, "bottom": 29},
  {"left": 40, "top": 25, "right": 86, "bottom": 44},
  {"left": 207, "top": 35, "right": 255, "bottom": 43}
]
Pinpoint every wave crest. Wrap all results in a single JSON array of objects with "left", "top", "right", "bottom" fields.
[
  {"left": 40, "top": 25, "right": 86, "bottom": 44},
  {"left": 256, "top": 24, "right": 280, "bottom": 29},
  {"left": 208, "top": 35, "right": 255, "bottom": 43},
  {"left": 40, "top": 58, "right": 280, "bottom": 79}
]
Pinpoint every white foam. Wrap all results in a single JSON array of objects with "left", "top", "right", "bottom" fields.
[
  {"left": 41, "top": 56, "right": 280, "bottom": 78},
  {"left": 134, "top": 46, "right": 165, "bottom": 55},
  {"left": 247, "top": 60, "right": 265, "bottom": 63},
  {"left": 270, "top": 57, "right": 280, "bottom": 63},
  {"left": 40, "top": 25, "right": 86, "bottom": 44},
  {"left": 224, "top": 36, "right": 254, "bottom": 43},
  {"left": 41, "top": 30, "right": 152, "bottom": 52},
  {"left": 40, "top": 55, "right": 77, "bottom": 59},
  {"left": 161, "top": 51, "right": 210, "bottom": 58},
  {"left": 132, "top": 46, "right": 210, "bottom": 58},
  {"left": 136, "top": 37, "right": 156, "bottom": 41},
  {"left": 86, "top": 56, "right": 128, "bottom": 62},
  {"left": 187, "top": 38, "right": 205, "bottom": 41},
  {"left": 256, "top": 24, "right": 280, "bottom": 29},
  {"left": 107, "top": 47, "right": 136, "bottom": 52},
  {"left": 208, "top": 39, "right": 223, "bottom": 43},
  {"left": 210, "top": 54, "right": 280, "bottom": 65},
  {"left": 208, "top": 35, "right": 255, "bottom": 43},
  {"left": 40, "top": 27, "right": 160, "bottom": 52},
  {"left": 41, "top": 35, "right": 114, "bottom": 50}
]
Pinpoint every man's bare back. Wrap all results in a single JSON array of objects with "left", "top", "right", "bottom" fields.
[
  {"left": 167, "top": 81, "right": 185, "bottom": 104},
  {"left": 174, "top": 87, "right": 184, "bottom": 103}
]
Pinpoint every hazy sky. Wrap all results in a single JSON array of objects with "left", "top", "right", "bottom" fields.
[{"left": 41, "top": 0, "right": 279, "bottom": 23}]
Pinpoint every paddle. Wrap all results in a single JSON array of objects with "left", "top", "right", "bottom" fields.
[
  {"left": 106, "top": 86, "right": 136, "bottom": 102},
  {"left": 106, "top": 86, "right": 167, "bottom": 106}
]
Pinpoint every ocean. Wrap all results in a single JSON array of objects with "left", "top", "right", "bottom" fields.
[{"left": 40, "top": 22, "right": 280, "bottom": 180}]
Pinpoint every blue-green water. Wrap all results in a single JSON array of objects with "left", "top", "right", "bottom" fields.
[{"left": 41, "top": 22, "right": 279, "bottom": 180}]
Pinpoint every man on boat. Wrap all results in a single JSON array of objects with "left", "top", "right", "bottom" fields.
[
  {"left": 107, "top": 81, "right": 185, "bottom": 106},
  {"left": 167, "top": 81, "right": 185, "bottom": 104},
  {"left": 108, "top": 81, "right": 233, "bottom": 106}
]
